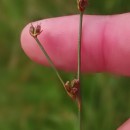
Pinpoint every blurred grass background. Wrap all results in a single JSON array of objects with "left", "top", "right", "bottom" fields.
[{"left": 0, "top": 0, "right": 130, "bottom": 130}]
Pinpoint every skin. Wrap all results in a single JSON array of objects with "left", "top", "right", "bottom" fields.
[
  {"left": 21, "top": 13, "right": 130, "bottom": 129},
  {"left": 117, "top": 118, "right": 130, "bottom": 130}
]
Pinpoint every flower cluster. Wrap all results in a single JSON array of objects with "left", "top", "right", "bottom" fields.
[
  {"left": 64, "top": 79, "right": 80, "bottom": 100},
  {"left": 29, "top": 24, "right": 42, "bottom": 38},
  {"left": 77, "top": 0, "right": 87, "bottom": 12}
]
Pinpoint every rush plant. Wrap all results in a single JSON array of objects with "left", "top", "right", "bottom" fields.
[{"left": 29, "top": 1, "right": 87, "bottom": 130}]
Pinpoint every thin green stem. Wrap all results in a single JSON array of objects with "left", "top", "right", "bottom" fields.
[
  {"left": 77, "top": 12, "right": 83, "bottom": 80},
  {"left": 77, "top": 12, "right": 83, "bottom": 130},
  {"left": 34, "top": 37, "right": 65, "bottom": 86}
]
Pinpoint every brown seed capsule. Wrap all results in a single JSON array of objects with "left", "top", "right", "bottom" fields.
[
  {"left": 64, "top": 79, "right": 80, "bottom": 100},
  {"left": 77, "top": 0, "right": 87, "bottom": 12},
  {"left": 36, "top": 24, "right": 42, "bottom": 34},
  {"left": 29, "top": 23, "right": 42, "bottom": 38}
]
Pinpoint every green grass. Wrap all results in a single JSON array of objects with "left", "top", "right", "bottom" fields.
[{"left": 0, "top": 0, "right": 130, "bottom": 129}]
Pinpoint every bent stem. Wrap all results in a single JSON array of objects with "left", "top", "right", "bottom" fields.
[
  {"left": 77, "top": 12, "right": 83, "bottom": 130},
  {"left": 34, "top": 37, "right": 65, "bottom": 86}
]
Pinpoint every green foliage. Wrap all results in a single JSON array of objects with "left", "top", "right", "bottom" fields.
[{"left": 0, "top": 0, "right": 130, "bottom": 129}]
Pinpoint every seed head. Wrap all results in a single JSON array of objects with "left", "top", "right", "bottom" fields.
[
  {"left": 29, "top": 23, "right": 42, "bottom": 38},
  {"left": 64, "top": 79, "right": 80, "bottom": 100},
  {"left": 77, "top": 0, "right": 87, "bottom": 12}
]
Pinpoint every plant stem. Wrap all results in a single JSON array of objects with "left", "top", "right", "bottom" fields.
[
  {"left": 77, "top": 12, "right": 83, "bottom": 130},
  {"left": 77, "top": 12, "right": 83, "bottom": 80},
  {"left": 34, "top": 37, "right": 65, "bottom": 86}
]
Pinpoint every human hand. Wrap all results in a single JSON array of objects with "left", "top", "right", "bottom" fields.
[
  {"left": 21, "top": 13, "right": 130, "bottom": 76},
  {"left": 21, "top": 13, "right": 130, "bottom": 129}
]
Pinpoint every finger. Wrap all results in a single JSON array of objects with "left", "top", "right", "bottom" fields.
[
  {"left": 21, "top": 13, "right": 130, "bottom": 76},
  {"left": 117, "top": 118, "right": 130, "bottom": 130}
]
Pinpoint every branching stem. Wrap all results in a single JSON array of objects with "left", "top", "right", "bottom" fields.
[{"left": 34, "top": 37, "right": 65, "bottom": 86}]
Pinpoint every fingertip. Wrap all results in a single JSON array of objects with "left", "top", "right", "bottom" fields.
[
  {"left": 21, "top": 21, "right": 48, "bottom": 65},
  {"left": 21, "top": 23, "right": 34, "bottom": 61},
  {"left": 20, "top": 17, "right": 78, "bottom": 70},
  {"left": 117, "top": 118, "right": 130, "bottom": 130}
]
